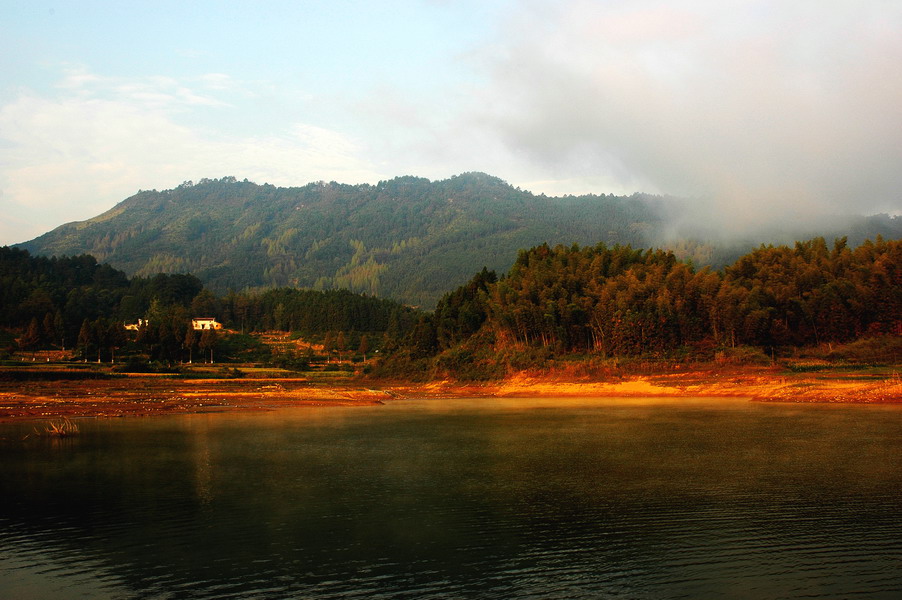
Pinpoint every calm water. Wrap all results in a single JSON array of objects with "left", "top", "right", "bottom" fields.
[{"left": 1, "top": 397, "right": 901, "bottom": 599}]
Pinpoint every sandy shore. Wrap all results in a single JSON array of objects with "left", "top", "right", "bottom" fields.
[{"left": 1, "top": 367, "right": 899, "bottom": 422}]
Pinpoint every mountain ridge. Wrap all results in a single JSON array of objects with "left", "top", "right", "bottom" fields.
[{"left": 17, "top": 172, "right": 902, "bottom": 307}]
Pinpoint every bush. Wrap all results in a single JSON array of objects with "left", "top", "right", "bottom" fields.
[
  {"left": 112, "top": 358, "right": 181, "bottom": 374},
  {"left": 219, "top": 366, "right": 245, "bottom": 379},
  {"left": 825, "top": 336, "right": 902, "bottom": 364},
  {"left": 501, "top": 345, "right": 554, "bottom": 371},
  {"left": 367, "top": 351, "right": 433, "bottom": 381},
  {"left": 435, "top": 347, "right": 504, "bottom": 381},
  {"left": 217, "top": 333, "right": 271, "bottom": 363},
  {"left": 268, "top": 353, "right": 310, "bottom": 371},
  {"left": 714, "top": 346, "right": 773, "bottom": 365}
]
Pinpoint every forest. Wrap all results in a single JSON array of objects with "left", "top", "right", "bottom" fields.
[
  {"left": 382, "top": 236, "right": 901, "bottom": 378},
  {"left": 0, "top": 246, "right": 418, "bottom": 366},
  {"left": 2, "top": 235, "right": 900, "bottom": 377}
]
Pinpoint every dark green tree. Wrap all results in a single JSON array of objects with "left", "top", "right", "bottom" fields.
[
  {"left": 199, "top": 328, "right": 217, "bottom": 363},
  {"left": 183, "top": 327, "right": 198, "bottom": 363},
  {"left": 77, "top": 319, "right": 95, "bottom": 362},
  {"left": 358, "top": 334, "right": 370, "bottom": 362},
  {"left": 19, "top": 317, "right": 42, "bottom": 358}
]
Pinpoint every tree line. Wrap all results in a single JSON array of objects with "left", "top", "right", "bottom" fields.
[
  {"left": 0, "top": 246, "right": 418, "bottom": 364},
  {"left": 388, "top": 236, "right": 900, "bottom": 375},
  {"left": 3, "top": 236, "right": 899, "bottom": 371}
]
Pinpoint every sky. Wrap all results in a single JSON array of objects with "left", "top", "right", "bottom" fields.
[{"left": 1, "top": 0, "right": 901, "bottom": 245}]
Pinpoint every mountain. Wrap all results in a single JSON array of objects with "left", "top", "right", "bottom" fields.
[
  {"left": 17, "top": 174, "right": 670, "bottom": 305},
  {"left": 17, "top": 173, "right": 902, "bottom": 307}
]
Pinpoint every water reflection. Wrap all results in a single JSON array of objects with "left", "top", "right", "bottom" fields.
[{"left": 2, "top": 398, "right": 901, "bottom": 599}]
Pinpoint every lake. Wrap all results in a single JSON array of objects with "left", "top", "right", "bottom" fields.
[{"left": 2, "top": 397, "right": 901, "bottom": 599}]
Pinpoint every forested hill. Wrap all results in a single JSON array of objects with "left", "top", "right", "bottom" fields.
[
  {"left": 385, "top": 237, "right": 902, "bottom": 380},
  {"left": 18, "top": 174, "right": 671, "bottom": 305},
  {"left": 18, "top": 173, "right": 902, "bottom": 307}
]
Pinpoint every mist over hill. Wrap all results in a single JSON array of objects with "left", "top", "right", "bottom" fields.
[{"left": 17, "top": 173, "right": 902, "bottom": 307}]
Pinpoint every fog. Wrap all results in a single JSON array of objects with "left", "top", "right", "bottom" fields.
[{"left": 474, "top": 1, "right": 902, "bottom": 231}]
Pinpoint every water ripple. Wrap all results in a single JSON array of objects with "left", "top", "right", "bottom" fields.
[{"left": 3, "top": 399, "right": 902, "bottom": 599}]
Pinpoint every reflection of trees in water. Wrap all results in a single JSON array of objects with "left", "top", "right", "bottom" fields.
[
  {"left": 2, "top": 403, "right": 902, "bottom": 598},
  {"left": 187, "top": 415, "right": 214, "bottom": 505}
]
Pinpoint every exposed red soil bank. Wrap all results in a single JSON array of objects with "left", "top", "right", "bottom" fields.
[
  {"left": 0, "top": 367, "right": 899, "bottom": 422},
  {"left": 399, "top": 369, "right": 901, "bottom": 404}
]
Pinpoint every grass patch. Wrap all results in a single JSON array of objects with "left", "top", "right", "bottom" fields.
[
  {"left": 35, "top": 419, "right": 79, "bottom": 437},
  {"left": 0, "top": 369, "right": 117, "bottom": 381},
  {"left": 797, "top": 336, "right": 902, "bottom": 365}
]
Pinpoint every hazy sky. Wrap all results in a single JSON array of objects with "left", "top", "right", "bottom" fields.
[{"left": 2, "top": 0, "right": 900, "bottom": 245}]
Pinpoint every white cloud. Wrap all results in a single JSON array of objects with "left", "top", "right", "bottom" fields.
[
  {"left": 0, "top": 70, "right": 385, "bottom": 244},
  {"left": 4, "top": 1, "right": 901, "bottom": 246},
  {"left": 56, "top": 68, "right": 230, "bottom": 109},
  {"left": 199, "top": 73, "right": 238, "bottom": 91}
]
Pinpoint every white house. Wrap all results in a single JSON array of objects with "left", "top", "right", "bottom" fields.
[
  {"left": 124, "top": 318, "right": 148, "bottom": 331},
  {"left": 192, "top": 317, "right": 223, "bottom": 331}
]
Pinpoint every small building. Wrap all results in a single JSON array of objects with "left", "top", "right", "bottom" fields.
[
  {"left": 124, "top": 318, "right": 148, "bottom": 332},
  {"left": 192, "top": 317, "right": 223, "bottom": 331}
]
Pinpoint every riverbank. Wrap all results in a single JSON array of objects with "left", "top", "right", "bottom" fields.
[
  {"left": 395, "top": 366, "right": 902, "bottom": 404},
  {"left": 0, "top": 364, "right": 899, "bottom": 421},
  {"left": 0, "top": 375, "right": 393, "bottom": 421}
]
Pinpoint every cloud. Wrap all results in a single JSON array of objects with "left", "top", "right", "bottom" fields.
[
  {"left": 56, "top": 67, "right": 230, "bottom": 109},
  {"left": 474, "top": 0, "right": 902, "bottom": 225},
  {"left": 0, "top": 70, "right": 384, "bottom": 244},
  {"left": 199, "top": 73, "right": 238, "bottom": 91},
  {"left": 4, "top": 3, "right": 901, "bottom": 247}
]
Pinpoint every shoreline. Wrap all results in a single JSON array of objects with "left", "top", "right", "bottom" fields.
[
  {"left": 397, "top": 372, "right": 902, "bottom": 404},
  {"left": 0, "top": 376, "right": 393, "bottom": 422},
  {"left": 0, "top": 367, "right": 899, "bottom": 422}
]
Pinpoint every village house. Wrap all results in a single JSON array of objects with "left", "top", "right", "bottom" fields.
[
  {"left": 192, "top": 317, "right": 223, "bottom": 331},
  {"left": 123, "top": 318, "right": 147, "bottom": 331}
]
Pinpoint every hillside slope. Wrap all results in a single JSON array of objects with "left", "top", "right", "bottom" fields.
[{"left": 19, "top": 174, "right": 674, "bottom": 305}]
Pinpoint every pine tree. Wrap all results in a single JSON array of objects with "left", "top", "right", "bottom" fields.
[
  {"left": 336, "top": 331, "right": 347, "bottom": 362},
  {"left": 77, "top": 319, "right": 94, "bottom": 362},
  {"left": 183, "top": 327, "right": 198, "bottom": 363},
  {"left": 106, "top": 321, "right": 126, "bottom": 363},
  {"left": 54, "top": 311, "right": 66, "bottom": 349},
  {"left": 358, "top": 334, "right": 369, "bottom": 362},
  {"left": 20, "top": 317, "right": 42, "bottom": 359},
  {"left": 199, "top": 328, "right": 217, "bottom": 363}
]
